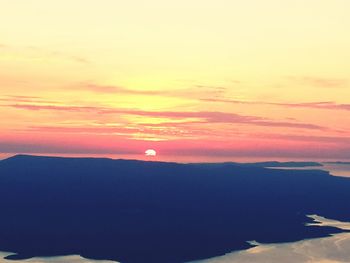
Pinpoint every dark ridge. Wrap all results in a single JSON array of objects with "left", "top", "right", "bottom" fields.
[
  {"left": 241, "top": 161, "right": 323, "bottom": 167},
  {"left": 2, "top": 155, "right": 322, "bottom": 167},
  {"left": 325, "top": 161, "right": 350, "bottom": 165},
  {"left": 189, "top": 161, "right": 323, "bottom": 168},
  {"left": 0, "top": 155, "right": 349, "bottom": 263},
  {"left": 1, "top": 154, "right": 174, "bottom": 165}
]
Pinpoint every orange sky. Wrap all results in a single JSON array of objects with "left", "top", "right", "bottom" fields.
[{"left": 0, "top": 0, "right": 349, "bottom": 161}]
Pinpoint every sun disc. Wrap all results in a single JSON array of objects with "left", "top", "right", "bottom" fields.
[{"left": 145, "top": 149, "right": 157, "bottom": 156}]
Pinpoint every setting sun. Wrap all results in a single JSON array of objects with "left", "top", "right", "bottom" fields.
[{"left": 145, "top": 149, "right": 157, "bottom": 157}]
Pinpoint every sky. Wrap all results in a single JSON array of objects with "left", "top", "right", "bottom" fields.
[{"left": 0, "top": 0, "right": 349, "bottom": 162}]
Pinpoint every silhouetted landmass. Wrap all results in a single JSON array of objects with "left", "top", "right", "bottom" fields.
[
  {"left": 0, "top": 155, "right": 349, "bottom": 263},
  {"left": 325, "top": 161, "right": 350, "bottom": 165},
  {"left": 190, "top": 161, "right": 322, "bottom": 168},
  {"left": 241, "top": 161, "right": 323, "bottom": 167}
]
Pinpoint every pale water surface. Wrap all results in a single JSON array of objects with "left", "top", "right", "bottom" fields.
[
  {"left": 193, "top": 215, "right": 350, "bottom": 263},
  {"left": 322, "top": 163, "right": 350, "bottom": 177},
  {"left": 0, "top": 253, "right": 116, "bottom": 263}
]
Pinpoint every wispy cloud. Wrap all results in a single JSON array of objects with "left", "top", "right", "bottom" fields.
[
  {"left": 288, "top": 76, "right": 348, "bottom": 88},
  {"left": 0, "top": 44, "right": 89, "bottom": 65},
  {"left": 27, "top": 125, "right": 140, "bottom": 135},
  {"left": 6, "top": 103, "right": 325, "bottom": 130},
  {"left": 6, "top": 104, "right": 99, "bottom": 112},
  {"left": 162, "top": 143, "right": 350, "bottom": 159},
  {"left": 47, "top": 50, "right": 89, "bottom": 64},
  {"left": 251, "top": 132, "right": 350, "bottom": 145},
  {"left": 81, "top": 84, "right": 163, "bottom": 95},
  {"left": 24, "top": 124, "right": 194, "bottom": 141},
  {"left": 75, "top": 83, "right": 227, "bottom": 100},
  {"left": 277, "top": 101, "right": 350, "bottom": 111},
  {"left": 0, "top": 141, "right": 137, "bottom": 155},
  {"left": 0, "top": 95, "right": 59, "bottom": 104},
  {"left": 201, "top": 98, "right": 350, "bottom": 111}
]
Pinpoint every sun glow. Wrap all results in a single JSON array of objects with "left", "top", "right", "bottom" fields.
[{"left": 145, "top": 149, "right": 157, "bottom": 156}]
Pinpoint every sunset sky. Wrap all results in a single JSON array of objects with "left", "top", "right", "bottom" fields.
[{"left": 0, "top": 0, "right": 349, "bottom": 161}]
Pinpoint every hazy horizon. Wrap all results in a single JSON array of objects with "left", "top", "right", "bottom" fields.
[{"left": 1, "top": 152, "right": 350, "bottom": 164}]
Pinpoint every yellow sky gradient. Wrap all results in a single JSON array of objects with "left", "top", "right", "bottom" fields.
[{"left": 0, "top": 0, "right": 349, "bottom": 161}]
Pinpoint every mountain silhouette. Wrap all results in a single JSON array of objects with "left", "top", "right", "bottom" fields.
[{"left": 0, "top": 155, "right": 349, "bottom": 263}]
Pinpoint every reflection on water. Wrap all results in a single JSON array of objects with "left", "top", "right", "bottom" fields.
[
  {"left": 0, "top": 253, "right": 116, "bottom": 263},
  {"left": 194, "top": 215, "right": 350, "bottom": 263},
  {"left": 322, "top": 163, "right": 350, "bottom": 177}
]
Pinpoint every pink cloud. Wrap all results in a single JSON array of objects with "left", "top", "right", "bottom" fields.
[
  {"left": 1, "top": 129, "right": 349, "bottom": 160},
  {"left": 7, "top": 103, "right": 325, "bottom": 130},
  {"left": 82, "top": 84, "right": 162, "bottom": 95},
  {"left": 289, "top": 76, "right": 348, "bottom": 88},
  {"left": 74, "top": 84, "right": 227, "bottom": 100},
  {"left": 0, "top": 95, "right": 58, "bottom": 104},
  {"left": 201, "top": 98, "right": 350, "bottom": 111}
]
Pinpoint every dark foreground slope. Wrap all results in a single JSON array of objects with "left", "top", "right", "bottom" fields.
[{"left": 0, "top": 155, "right": 350, "bottom": 263}]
